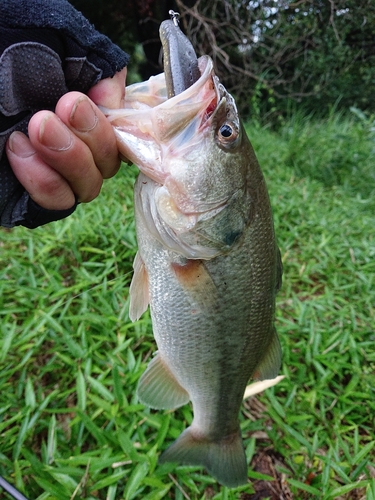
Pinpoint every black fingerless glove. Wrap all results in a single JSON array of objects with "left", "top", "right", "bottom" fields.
[{"left": 0, "top": 0, "right": 129, "bottom": 228}]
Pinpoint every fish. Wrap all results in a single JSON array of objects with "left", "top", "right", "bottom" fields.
[{"left": 105, "top": 18, "right": 282, "bottom": 488}]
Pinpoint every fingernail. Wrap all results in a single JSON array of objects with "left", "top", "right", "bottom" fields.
[
  {"left": 70, "top": 97, "right": 98, "bottom": 132},
  {"left": 7, "top": 131, "right": 36, "bottom": 158},
  {"left": 40, "top": 115, "right": 73, "bottom": 151}
]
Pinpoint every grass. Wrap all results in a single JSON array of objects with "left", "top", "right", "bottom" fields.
[{"left": 0, "top": 110, "right": 374, "bottom": 499}]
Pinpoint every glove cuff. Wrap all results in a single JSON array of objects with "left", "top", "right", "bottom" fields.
[{"left": 13, "top": 193, "right": 78, "bottom": 229}]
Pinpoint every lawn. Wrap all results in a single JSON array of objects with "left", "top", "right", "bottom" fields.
[{"left": 0, "top": 110, "right": 374, "bottom": 499}]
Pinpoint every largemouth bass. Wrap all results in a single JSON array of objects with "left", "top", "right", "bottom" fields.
[{"left": 106, "top": 19, "right": 282, "bottom": 488}]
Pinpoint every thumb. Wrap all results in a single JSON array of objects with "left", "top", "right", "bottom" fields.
[{"left": 88, "top": 67, "right": 127, "bottom": 109}]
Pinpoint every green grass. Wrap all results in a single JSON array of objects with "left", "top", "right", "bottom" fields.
[{"left": 0, "top": 111, "right": 374, "bottom": 500}]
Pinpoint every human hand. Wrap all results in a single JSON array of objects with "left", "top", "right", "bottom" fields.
[{"left": 6, "top": 67, "right": 127, "bottom": 211}]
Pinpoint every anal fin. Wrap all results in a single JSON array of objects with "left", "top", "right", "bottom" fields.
[{"left": 137, "top": 354, "right": 190, "bottom": 409}]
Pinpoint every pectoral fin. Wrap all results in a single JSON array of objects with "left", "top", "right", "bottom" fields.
[
  {"left": 129, "top": 252, "right": 149, "bottom": 322},
  {"left": 171, "top": 259, "right": 218, "bottom": 311},
  {"left": 253, "top": 328, "right": 282, "bottom": 380},
  {"left": 137, "top": 354, "right": 190, "bottom": 409}
]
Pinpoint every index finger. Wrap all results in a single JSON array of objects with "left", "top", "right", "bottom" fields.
[{"left": 54, "top": 93, "right": 121, "bottom": 179}]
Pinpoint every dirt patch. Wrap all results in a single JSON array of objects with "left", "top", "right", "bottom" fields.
[{"left": 241, "top": 449, "right": 293, "bottom": 500}]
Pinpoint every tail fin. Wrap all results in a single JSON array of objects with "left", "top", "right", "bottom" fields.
[{"left": 159, "top": 426, "right": 247, "bottom": 488}]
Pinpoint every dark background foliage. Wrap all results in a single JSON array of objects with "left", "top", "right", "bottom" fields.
[{"left": 69, "top": 0, "right": 375, "bottom": 119}]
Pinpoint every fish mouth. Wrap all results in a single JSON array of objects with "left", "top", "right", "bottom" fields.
[
  {"left": 106, "top": 20, "right": 224, "bottom": 142},
  {"left": 105, "top": 54, "right": 220, "bottom": 183},
  {"left": 159, "top": 18, "right": 224, "bottom": 124},
  {"left": 104, "top": 20, "right": 233, "bottom": 189}
]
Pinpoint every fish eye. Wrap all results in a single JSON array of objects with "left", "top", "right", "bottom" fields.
[
  {"left": 217, "top": 121, "right": 239, "bottom": 148},
  {"left": 219, "top": 123, "right": 233, "bottom": 138}
]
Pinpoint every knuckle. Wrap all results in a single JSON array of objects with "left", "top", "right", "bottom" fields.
[
  {"left": 36, "top": 173, "right": 67, "bottom": 197},
  {"left": 79, "top": 178, "right": 103, "bottom": 203}
]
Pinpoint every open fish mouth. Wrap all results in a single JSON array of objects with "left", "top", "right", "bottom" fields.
[
  {"left": 106, "top": 13, "right": 227, "bottom": 152},
  {"left": 104, "top": 13, "right": 242, "bottom": 220},
  {"left": 110, "top": 54, "right": 221, "bottom": 129},
  {"left": 104, "top": 11, "right": 241, "bottom": 173},
  {"left": 105, "top": 55, "right": 223, "bottom": 187}
]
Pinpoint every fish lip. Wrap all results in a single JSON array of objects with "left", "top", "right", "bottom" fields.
[
  {"left": 192, "top": 59, "right": 227, "bottom": 127},
  {"left": 105, "top": 55, "right": 222, "bottom": 128},
  {"left": 165, "top": 55, "right": 223, "bottom": 127}
]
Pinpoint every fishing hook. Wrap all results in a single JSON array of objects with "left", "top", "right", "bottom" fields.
[{"left": 168, "top": 10, "right": 180, "bottom": 26}]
